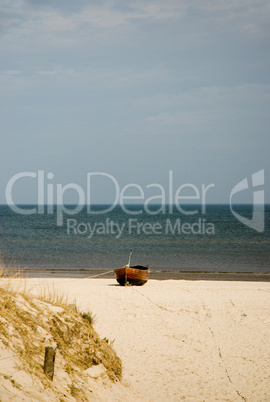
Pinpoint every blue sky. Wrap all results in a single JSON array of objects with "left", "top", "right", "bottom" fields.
[{"left": 1, "top": 0, "right": 269, "bottom": 204}]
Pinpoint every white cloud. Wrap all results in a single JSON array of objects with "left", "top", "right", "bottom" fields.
[{"left": 0, "top": 69, "right": 22, "bottom": 75}]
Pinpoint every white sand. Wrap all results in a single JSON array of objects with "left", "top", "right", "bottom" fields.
[{"left": 22, "top": 277, "right": 270, "bottom": 401}]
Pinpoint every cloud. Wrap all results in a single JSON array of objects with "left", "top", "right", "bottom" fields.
[
  {"left": 1, "top": 0, "right": 269, "bottom": 75},
  {"left": 37, "top": 68, "right": 74, "bottom": 76},
  {"left": 1, "top": 0, "right": 269, "bottom": 37},
  {"left": 0, "top": 69, "right": 21, "bottom": 75}
]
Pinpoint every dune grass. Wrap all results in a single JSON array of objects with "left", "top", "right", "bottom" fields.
[{"left": 0, "top": 258, "right": 122, "bottom": 400}]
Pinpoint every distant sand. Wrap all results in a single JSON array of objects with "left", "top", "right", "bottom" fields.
[{"left": 26, "top": 278, "right": 270, "bottom": 401}]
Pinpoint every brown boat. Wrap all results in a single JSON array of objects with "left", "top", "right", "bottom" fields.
[
  {"left": 114, "top": 250, "right": 150, "bottom": 286},
  {"left": 114, "top": 264, "right": 150, "bottom": 286}
]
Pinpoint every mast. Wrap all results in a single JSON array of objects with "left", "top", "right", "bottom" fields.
[{"left": 125, "top": 249, "right": 132, "bottom": 285}]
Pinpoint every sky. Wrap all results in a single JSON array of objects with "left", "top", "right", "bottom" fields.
[{"left": 1, "top": 0, "right": 270, "bottom": 204}]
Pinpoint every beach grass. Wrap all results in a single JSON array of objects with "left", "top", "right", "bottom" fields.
[{"left": 0, "top": 259, "right": 122, "bottom": 399}]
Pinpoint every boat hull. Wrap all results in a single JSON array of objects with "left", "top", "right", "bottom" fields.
[{"left": 114, "top": 265, "right": 149, "bottom": 286}]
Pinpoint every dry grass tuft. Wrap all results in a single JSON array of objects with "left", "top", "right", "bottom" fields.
[
  {"left": 38, "top": 281, "right": 70, "bottom": 308},
  {"left": 46, "top": 303, "right": 121, "bottom": 381}
]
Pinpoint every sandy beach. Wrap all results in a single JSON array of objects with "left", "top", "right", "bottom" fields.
[{"left": 17, "top": 277, "right": 269, "bottom": 401}]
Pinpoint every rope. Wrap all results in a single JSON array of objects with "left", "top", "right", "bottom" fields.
[
  {"left": 24, "top": 269, "right": 115, "bottom": 287},
  {"left": 0, "top": 270, "right": 115, "bottom": 288},
  {"left": 83, "top": 270, "right": 114, "bottom": 279}
]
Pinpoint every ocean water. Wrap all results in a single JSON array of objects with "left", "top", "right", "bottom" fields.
[{"left": 0, "top": 204, "right": 269, "bottom": 273}]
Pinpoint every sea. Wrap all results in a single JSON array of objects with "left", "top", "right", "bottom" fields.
[{"left": 0, "top": 204, "right": 269, "bottom": 274}]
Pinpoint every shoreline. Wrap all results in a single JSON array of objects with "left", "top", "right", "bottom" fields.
[{"left": 6, "top": 268, "right": 270, "bottom": 282}]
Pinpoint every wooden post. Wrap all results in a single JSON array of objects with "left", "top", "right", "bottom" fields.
[{"left": 43, "top": 346, "right": 56, "bottom": 380}]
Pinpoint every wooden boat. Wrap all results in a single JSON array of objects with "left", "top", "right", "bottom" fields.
[{"left": 114, "top": 264, "right": 150, "bottom": 286}]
